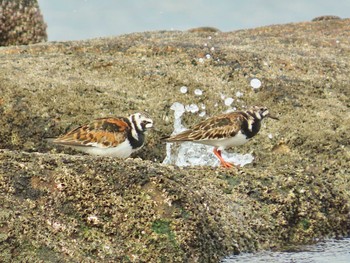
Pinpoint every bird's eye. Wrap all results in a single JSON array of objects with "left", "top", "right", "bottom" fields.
[
  {"left": 260, "top": 108, "right": 268, "bottom": 113},
  {"left": 142, "top": 120, "right": 153, "bottom": 129}
]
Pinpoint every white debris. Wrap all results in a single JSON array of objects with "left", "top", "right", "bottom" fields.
[
  {"left": 164, "top": 142, "right": 254, "bottom": 167},
  {"left": 180, "top": 86, "right": 188, "bottom": 94},
  {"left": 198, "top": 58, "right": 204, "bottom": 63},
  {"left": 236, "top": 91, "right": 244, "bottom": 97},
  {"left": 163, "top": 102, "right": 187, "bottom": 165},
  {"left": 224, "top": 107, "right": 236, "bottom": 113},
  {"left": 170, "top": 102, "right": 185, "bottom": 123},
  {"left": 199, "top": 111, "right": 206, "bottom": 117},
  {"left": 220, "top": 93, "right": 226, "bottom": 100},
  {"left": 250, "top": 78, "right": 262, "bottom": 89},
  {"left": 224, "top": 97, "right": 234, "bottom": 106},
  {"left": 222, "top": 151, "right": 254, "bottom": 167},
  {"left": 87, "top": 215, "right": 100, "bottom": 225},
  {"left": 200, "top": 103, "right": 206, "bottom": 110},
  {"left": 206, "top": 54, "right": 211, "bottom": 59},
  {"left": 268, "top": 133, "right": 273, "bottom": 139},
  {"left": 194, "top": 89, "right": 203, "bottom": 96},
  {"left": 210, "top": 47, "right": 215, "bottom": 51},
  {"left": 224, "top": 106, "right": 237, "bottom": 113},
  {"left": 185, "top": 104, "right": 199, "bottom": 113},
  {"left": 208, "top": 36, "right": 212, "bottom": 40}
]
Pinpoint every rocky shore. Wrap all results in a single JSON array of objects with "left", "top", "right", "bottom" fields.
[{"left": 0, "top": 18, "right": 349, "bottom": 262}]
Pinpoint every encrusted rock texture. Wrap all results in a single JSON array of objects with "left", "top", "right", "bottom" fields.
[
  {"left": 0, "top": 18, "right": 349, "bottom": 262},
  {"left": 0, "top": 0, "right": 47, "bottom": 46}
]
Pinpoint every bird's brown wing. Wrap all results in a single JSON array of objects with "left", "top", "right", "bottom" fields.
[
  {"left": 52, "top": 117, "right": 130, "bottom": 148},
  {"left": 164, "top": 112, "right": 246, "bottom": 142}
]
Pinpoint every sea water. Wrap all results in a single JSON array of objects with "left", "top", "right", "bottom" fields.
[{"left": 222, "top": 238, "right": 350, "bottom": 263}]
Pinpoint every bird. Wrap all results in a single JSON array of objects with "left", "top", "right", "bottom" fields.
[
  {"left": 48, "top": 112, "right": 153, "bottom": 158},
  {"left": 162, "top": 106, "right": 278, "bottom": 168}
]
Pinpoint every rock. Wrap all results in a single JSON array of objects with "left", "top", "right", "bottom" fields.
[
  {"left": 187, "top": 26, "right": 221, "bottom": 33},
  {"left": 312, "top": 15, "right": 341, "bottom": 21},
  {"left": 0, "top": 0, "right": 47, "bottom": 46},
  {"left": 0, "top": 18, "right": 349, "bottom": 262}
]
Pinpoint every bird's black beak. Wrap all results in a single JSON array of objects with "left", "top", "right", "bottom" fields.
[{"left": 267, "top": 113, "right": 279, "bottom": 120}]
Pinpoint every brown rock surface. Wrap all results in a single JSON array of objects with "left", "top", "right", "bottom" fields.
[{"left": 0, "top": 19, "right": 349, "bottom": 262}]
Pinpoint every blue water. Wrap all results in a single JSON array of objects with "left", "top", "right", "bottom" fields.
[{"left": 222, "top": 238, "right": 350, "bottom": 263}]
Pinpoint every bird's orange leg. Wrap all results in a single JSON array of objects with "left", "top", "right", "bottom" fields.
[{"left": 213, "top": 148, "right": 234, "bottom": 168}]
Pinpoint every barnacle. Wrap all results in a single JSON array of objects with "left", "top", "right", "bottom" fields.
[{"left": 0, "top": 0, "right": 47, "bottom": 46}]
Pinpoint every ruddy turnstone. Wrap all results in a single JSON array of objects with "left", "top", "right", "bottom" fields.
[
  {"left": 162, "top": 106, "right": 278, "bottom": 168},
  {"left": 48, "top": 112, "right": 153, "bottom": 158}
]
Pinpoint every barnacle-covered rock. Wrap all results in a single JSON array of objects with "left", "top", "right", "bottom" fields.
[
  {"left": 0, "top": 18, "right": 349, "bottom": 262},
  {"left": 0, "top": 0, "right": 47, "bottom": 46}
]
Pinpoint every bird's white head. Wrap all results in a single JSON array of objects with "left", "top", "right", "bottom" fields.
[
  {"left": 130, "top": 112, "right": 154, "bottom": 132},
  {"left": 250, "top": 106, "right": 279, "bottom": 120}
]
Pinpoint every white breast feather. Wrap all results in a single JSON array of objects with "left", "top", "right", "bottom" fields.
[
  {"left": 198, "top": 131, "right": 248, "bottom": 150},
  {"left": 69, "top": 140, "right": 135, "bottom": 158}
]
